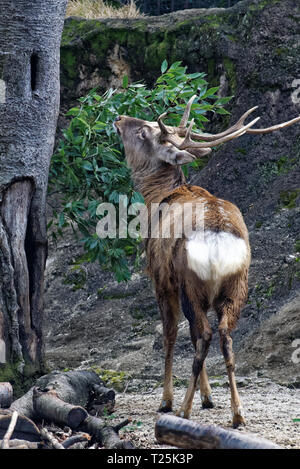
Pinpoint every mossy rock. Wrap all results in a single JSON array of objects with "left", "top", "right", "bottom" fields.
[
  {"left": 0, "top": 361, "right": 46, "bottom": 398},
  {"left": 60, "top": 1, "right": 249, "bottom": 102},
  {"left": 279, "top": 189, "right": 300, "bottom": 210},
  {"left": 91, "top": 367, "right": 132, "bottom": 392}
]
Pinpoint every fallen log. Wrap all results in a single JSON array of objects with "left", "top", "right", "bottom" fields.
[
  {"left": 155, "top": 415, "right": 281, "bottom": 449},
  {"left": 10, "top": 370, "right": 113, "bottom": 420},
  {"left": 79, "top": 414, "right": 127, "bottom": 449},
  {"left": 33, "top": 387, "right": 88, "bottom": 429},
  {"left": 0, "top": 383, "right": 13, "bottom": 408},
  {"left": 7, "top": 369, "right": 132, "bottom": 449},
  {"left": 0, "top": 410, "right": 41, "bottom": 443},
  {"left": 87, "top": 383, "right": 115, "bottom": 416}
]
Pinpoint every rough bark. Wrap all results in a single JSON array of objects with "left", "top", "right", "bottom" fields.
[
  {"left": 0, "top": 0, "right": 67, "bottom": 386},
  {"left": 61, "top": 433, "right": 90, "bottom": 449},
  {"left": 88, "top": 383, "right": 116, "bottom": 416},
  {"left": 155, "top": 415, "right": 282, "bottom": 449}
]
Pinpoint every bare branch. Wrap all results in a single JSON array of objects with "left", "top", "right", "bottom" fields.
[
  {"left": 40, "top": 427, "right": 65, "bottom": 449},
  {"left": 1, "top": 411, "right": 18, "bottom": 449}
]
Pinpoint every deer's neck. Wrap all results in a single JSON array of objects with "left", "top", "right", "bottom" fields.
[{"left": 132, "top": 164, "right": 185, "bottom": 205}]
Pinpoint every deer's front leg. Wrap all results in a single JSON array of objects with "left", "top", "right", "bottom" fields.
[{"left": 157, "top": 292, "right": 180, "bottom": 413}]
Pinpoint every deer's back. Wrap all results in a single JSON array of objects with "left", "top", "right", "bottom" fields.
[{"left": 146, "top": 184, "right": 250, "bottom": 302}]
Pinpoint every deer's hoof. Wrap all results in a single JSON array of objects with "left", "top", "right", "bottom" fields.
[
  {"left": 158, "top": 400, "right": 172, "bottom": 413},
  {"left": 175, "top": 409, "right": 190, "bottom": 419},
  {"left": 201, "top": 395, "right": 214, "bottom": 409},
  {"left": 232, "top": 414, "right": 246, "bottom": 428}
]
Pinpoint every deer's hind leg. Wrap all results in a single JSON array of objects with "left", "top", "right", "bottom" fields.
[
  {"left": 156, "top": 290, "right": 180, "bottom": 413},
  {"left": 177, "top": 284, "right": 212, "bottom": 419},
  {"left": 189, "top": 323, "right": 214, "bottom": 409},
  {"left": 214, "top": 270, "right": 248, "bottom": 428}
]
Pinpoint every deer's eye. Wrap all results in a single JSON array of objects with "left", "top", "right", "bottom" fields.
[
  {"left": 139, "top": 128, "right": 147, "bottom": 140},
  {"left": 137, "top": 125, "right": 152, "bottom": 141}
]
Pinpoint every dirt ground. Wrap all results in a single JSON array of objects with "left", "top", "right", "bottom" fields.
[{"left": 114, "top": 379, "right": 300, "bottom": 449}]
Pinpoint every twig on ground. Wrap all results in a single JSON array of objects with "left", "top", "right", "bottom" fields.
[
  {"left": 62, "top": 433, "right": 91, "bottom": 449},
  {"left": 40, "top": 427, "right": 65, "bottom": 449},
  {"left": 113, "top": 418, "right": 132, "bottom": 433},
  {"left": 0, "top": 439, "right": 39, "bottom": 449}
]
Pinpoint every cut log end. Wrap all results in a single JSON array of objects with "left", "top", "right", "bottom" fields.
[
  {"left": 0, "top": 382, "right": 13, "bottom": 408},
  {"left": 33, "top": 387, "right": 88, "bottom": 429}
]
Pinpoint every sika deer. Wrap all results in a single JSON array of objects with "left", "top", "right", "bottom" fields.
[{"left": 114, "top": 97, "right": 300, "bottom": 427}]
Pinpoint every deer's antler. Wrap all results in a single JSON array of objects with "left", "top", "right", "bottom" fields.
[
  {"left": 158, "top": 111, "right": 261, "bottom": 149},
  {"left": 158, "top": 95, "right": 300, "bottom": 151},
  {"left": 246, "top": 115, "right": 300, "bottom": 134}
]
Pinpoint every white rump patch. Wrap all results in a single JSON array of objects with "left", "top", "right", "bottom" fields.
[{"left": 186, "top": 230, "right": 248, "bottom": 283}]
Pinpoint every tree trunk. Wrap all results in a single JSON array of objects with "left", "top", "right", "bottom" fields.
[{"left": 0, "top": 0, "right": 67, "bottom": 389}]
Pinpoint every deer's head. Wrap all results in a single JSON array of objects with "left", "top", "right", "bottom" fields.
[{"left": 114, "top": 113, "right": 212, "bottom": 173}]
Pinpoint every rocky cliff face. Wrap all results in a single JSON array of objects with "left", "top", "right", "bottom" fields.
[{"left": 47, "top": 0, "right": 300, "bottom": 386}]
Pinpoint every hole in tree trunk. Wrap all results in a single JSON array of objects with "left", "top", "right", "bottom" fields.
[{"left": 30, "top": 53, "right": 39, "bottom": 91}]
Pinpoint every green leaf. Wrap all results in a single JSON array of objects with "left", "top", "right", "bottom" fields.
[
  {"left": 200, "top": 86, "right": 220, "bottom": 99},
  {"left": 161, "top": 59, "right": 168, "bottom": 74},
  {"left": 214, "top": 96, "right": 233, "bottom": 105},
  {"left": 66, "top": 107, "right": 80, "bottom": 116},
  {"left": 215, "top": 108, "right": 231, "bottom": 115},
  {"left": 122, "top": 75, "right": 129, "bottom": 89},
  {"left": 131, "top": 191, "right": 144, "bottom": 204},
  {"left": 82, "top": 161, "right": 93, "bottom": 171},
  {"left": 58, "top": 213, "right": 65, "bottom": 228}
]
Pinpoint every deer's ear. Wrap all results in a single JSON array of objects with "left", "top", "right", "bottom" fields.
[
  {"left": 173, "top": 150, "right": 196, "bottom": 165},
  {"left": 158, "top": 145, "right": 210, "bottom": 166},
  {"left": 157, "top": 145, "right": 195, "bottom": 165}
]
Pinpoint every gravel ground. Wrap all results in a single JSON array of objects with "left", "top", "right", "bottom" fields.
[{"left": 115, "top": 378, "right": 300, "bottom": 449}]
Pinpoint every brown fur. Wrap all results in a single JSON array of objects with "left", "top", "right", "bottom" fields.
[{"left": 115, "top": 115, "right": 250, "bottom": 426}]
